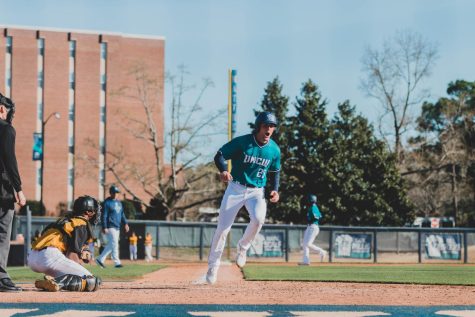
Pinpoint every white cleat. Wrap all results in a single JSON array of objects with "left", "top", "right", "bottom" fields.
[
  {"left": 320, "top": 251, "right": 328, "bottom": 262},
  {"left": 206, "top": 267, "right": 218, "bottom": 285},
  {"left": 236, "top": 243, "right": 247, "bottom": 268}
]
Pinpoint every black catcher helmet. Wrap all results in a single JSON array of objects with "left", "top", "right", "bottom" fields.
[
  {"left": 254, "top": 112, "right": 277, "bottom": 131},
  {"left": 73, "top": 195, "right": 101, "bottom": 225},
  {"left": 0, "top": 92, "right": 15, "bottom": 124},
  {"left": 109, "top": 185, "right": 120, "bottom": 195}
]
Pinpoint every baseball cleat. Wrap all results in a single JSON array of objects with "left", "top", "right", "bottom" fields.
[
  {"left": 95, "top": 259, "right": 106, "bottom": 268},
  {"left": 320, "top": 251, "right": 327, "bottom": 262},
  {"left": 35, "top": 275, "right": 60, "bottom": 292},
  {"left": 236, "top": 243, "right": 247, "bottom": 268},
  {"left": 298, "top": 262, "right": 310, "bottom": 266},
  {"left": 206, "top": 267, "right": 218, "bottom": 285}
]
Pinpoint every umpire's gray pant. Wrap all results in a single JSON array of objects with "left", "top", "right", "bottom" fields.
[{"left": 0, "top": 205, "right": 14, "bottom": 279}]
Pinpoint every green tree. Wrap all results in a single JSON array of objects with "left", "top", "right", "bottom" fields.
[
  {"left": 284, "top": 80, "right": 331, "bottom": 223},
  {"left": 251, "top": 77, "right": 290, "bottom": 146},
  {"left": 325, "top": 102, "right": 413, "bottom": 226},
  {"left": 407, "top": 80, "right": 475, "bottom": 224}
]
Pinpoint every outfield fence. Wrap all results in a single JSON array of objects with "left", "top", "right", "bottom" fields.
[{"left": 13, "top": 210, "right": 475, "bottom": 265}]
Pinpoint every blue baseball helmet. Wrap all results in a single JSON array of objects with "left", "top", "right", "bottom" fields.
[
  {"left": 109, "top": 185, "right": 120, "bottom": 195},
  {"left": 255, "top": 112, "right": 277, "bottom": 128},
  {"left": 308, "top": 195, "right": 317, "bottom": 203}
]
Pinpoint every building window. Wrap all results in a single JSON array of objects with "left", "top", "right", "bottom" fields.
[
  {"left": 6, "top": 37, "right": 12, "bottom": 54},
  {"left": 100, "top": 106, "right": 106, "bottom": 122},
  {"left": 38, "top": 102, "right": 43, "bottom": 121},
  {"left": 38, "top": 71, "right": 44, "bottom": 88},
  {"left": 69, "top": 73, "right": 75, "bottom": 89},
  {"left": 69, "top": 41, "right": 76, "bottom": 58},
  {"left": 100, "top": 43, "right": 107, "bottom": 59},
  {"left": 67, "top": 40, "right": 76, "bottom": 205},
  {"left": 5, "top": 37, "right": 12, "bottom": 96},
  {"left": 38, "top": 38, "right": 44, "bottom": 56},
  {"left": 68, "top": 169, "right": 74, "bottom": 186}
]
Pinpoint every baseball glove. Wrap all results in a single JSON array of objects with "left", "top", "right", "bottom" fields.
[{"left": 80, "top": 245, "right": 92, "bottom": 264}]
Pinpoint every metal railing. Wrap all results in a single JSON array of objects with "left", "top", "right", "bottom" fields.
[{"left": 15, "top": 209, "right": 475, "bottom": 265}]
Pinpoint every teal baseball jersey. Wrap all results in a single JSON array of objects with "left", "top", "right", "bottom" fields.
[
  {"left": 219, "top": 134, "right": 281, "bottom": 188},
  {"left": 307, "top": 204, "right": 322, "bottom": 225}
]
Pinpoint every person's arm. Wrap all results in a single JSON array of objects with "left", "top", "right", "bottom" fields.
[
  {"left": 214, "top": 151, "right": 227, "bottom": 173},
  {"left": 214, "top": 151, "right": 233, "bottom": 183},
  {"left": 314, "top": 205, "right": 322, "bottom": 221},
  {"left": 268, "top": 150, "right": 281, "bottom": 203},
  {"left": 0, "top": 126, "right": 25, "bottom": 205},
  {"left": 121, "top": 202, "right": 129, "bottom": 232},
  {"left": 68, "top": 224, "right": 88, "bottom": 264},
  {"left": 269, "top": 170, "right": 280, "bottom": 192},
  {"left": 0, "top": 126, "right": 22, "bottom": 192},
  {"left": 101, "top": 201, "right": 109, "bottom": 232},
  {"left": 66, "top": 251, "right": 82, "bottom": 264}
]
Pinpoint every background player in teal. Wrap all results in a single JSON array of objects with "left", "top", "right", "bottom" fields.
[
  {"left": 204, "top": 112, "right": 281, "bottom": 284},
  {"left": 299, "top": 194, "right": 327, "bottom": 265}
]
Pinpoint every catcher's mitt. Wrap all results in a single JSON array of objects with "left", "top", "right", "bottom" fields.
[{"left": 80, "top": 245, "right": 92, "bottom": 263}]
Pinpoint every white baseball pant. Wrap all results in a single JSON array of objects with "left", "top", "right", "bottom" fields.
[
  {"left": 28, "top": 247, "right": 92, "bottom": 278},
  {"left": 145, "top": 245, "right": 153, "bottom": 262},
  {"left": 302, "top": 224, "right": 325, "bottom": 264},
  {"left": 208, "top": 181, "right": 267, "bottom": 269},
  {"left": 97, "top": 227, "right": 121, "bottom": 265}
]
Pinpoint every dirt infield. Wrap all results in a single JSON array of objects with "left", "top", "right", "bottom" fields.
[{"left": 2, "top": 262, "right": 475, "bottom": 306}]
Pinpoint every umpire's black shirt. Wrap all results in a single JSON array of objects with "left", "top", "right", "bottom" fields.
[{"left": 0, "top": 119, "right": 21, "bottom": 206}]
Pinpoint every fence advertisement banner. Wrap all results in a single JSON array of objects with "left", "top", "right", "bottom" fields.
[
  {"left": 248, "top": 232, "right": 284, "bottom": 257},
  {"left": 334, "top": 233, "right": 372, "bottom": 259},
  {"left": 425, "top": 233, "right": 461, "bottom": 260}
]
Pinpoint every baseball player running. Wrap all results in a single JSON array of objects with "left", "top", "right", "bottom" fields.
[
  {"left": 299, "top": 194, "right": 327, "bottom": 265},
  {"left": 205, "top": 111, "right": 281, "bottom": 284},
  {"left": 28, "top": 196, "right": 102, "bottom": 292}
]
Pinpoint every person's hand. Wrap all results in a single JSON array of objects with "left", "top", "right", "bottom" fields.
[
  {"left": 220, "top": 171, "right": 233, "bottom": 183},
  {"left": 103, "top": 228, "right": 109, "bottom": 234},
  {"left": 80, "top": 245, "right": 92, "bottom": 263},
  {"left": 16, "top": 191, "right": 26, "bottom": 207},
  {"left": 124, "top": 224, "right": 130, "bottom": 233},
  {"left": 269, "top": 191, "right": 279, "bottom": 203}
]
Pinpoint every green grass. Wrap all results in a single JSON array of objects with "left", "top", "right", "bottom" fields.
[
  {"left": 242, "top": 264, "right": 475, "bottom": 285},
  {"left": 8, "top": 263, "right": 165, "bottom": 282}
]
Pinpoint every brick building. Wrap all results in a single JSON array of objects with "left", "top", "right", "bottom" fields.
[{"left": 0, "top": 25, "right": 165, "bottom": 215}]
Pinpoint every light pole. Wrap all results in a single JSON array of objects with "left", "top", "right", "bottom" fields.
[{"left": 40, "top": 111, "right": 61, "bottom": 214}]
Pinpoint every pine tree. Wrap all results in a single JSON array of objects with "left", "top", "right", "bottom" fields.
[
  {"left": 284, "top": 80, "right": 331, "bottom": 223},
  {"left": 326, "top": 102, "right": 413, "bottom": 226}
]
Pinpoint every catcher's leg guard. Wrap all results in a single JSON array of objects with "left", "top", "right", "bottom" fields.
[
  {"left": 54, "top": 274, "right": 101, "bottom": 292},
  {"left": 84, "top": 275, "right": 101, "bottom": 292},
  {"left": 35, "top": 275, "right": 60, "bottom": 292}
]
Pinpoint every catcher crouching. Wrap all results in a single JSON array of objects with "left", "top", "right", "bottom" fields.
[{"left": 28, "top": 195, "right": 102, "bottom": 292}]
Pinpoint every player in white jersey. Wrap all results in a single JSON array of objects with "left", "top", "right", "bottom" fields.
[{"left": 205, "top": 112, "right": 281, "bottom": 284}]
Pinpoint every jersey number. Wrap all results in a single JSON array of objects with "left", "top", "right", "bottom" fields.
[{"left": 257, "top": 169, "right": 265, "bottom": 179}]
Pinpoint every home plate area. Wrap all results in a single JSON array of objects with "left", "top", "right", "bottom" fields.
[{"left": 1, "top": 304, "right": 475, "bottom": 317}]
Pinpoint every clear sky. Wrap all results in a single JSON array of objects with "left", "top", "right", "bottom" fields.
[{"left": 2, "top": 0, "right": 475, "bottom": 160}]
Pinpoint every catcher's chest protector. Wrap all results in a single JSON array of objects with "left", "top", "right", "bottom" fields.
[{"left": 33, "top": 216, "right": 93, "bottom": 252}]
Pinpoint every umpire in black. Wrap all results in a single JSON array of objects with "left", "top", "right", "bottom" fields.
[{"left": 0, "top": 92, "right": 26, "bottom": 292}]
